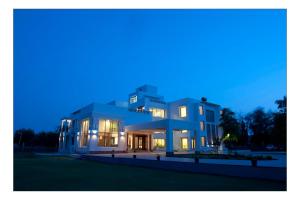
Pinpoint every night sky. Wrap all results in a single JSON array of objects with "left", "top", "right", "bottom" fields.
[{"left": 14, "top": 9, "right": 286, "bottom": 132}]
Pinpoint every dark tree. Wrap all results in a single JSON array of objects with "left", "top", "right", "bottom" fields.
[
  {"left": 219, "top": 108, "right": 240, "bottom": 147},
  {"left": 271, "top": 96, "right": 287, "bottom": 149},
  {"left": 247, "top": 107, "right": 272, "bottom": 147},
  {"left": 238, "top": 118, "right": 248, "bottom": 146},
  {"left": 14, "top": 129, "right": 35, "bottom": 146}
]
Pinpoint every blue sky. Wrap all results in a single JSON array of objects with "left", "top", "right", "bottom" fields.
[{"left": 14, "top": 9, "right": 286, "bottom": 132}]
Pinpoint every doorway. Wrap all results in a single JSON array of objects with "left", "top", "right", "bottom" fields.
[{"left": 134, "top": 135, "right": 147, "bottom": 151}]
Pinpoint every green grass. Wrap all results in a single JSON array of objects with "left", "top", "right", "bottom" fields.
[{"left": 14, "top": 153, "right": 286, "bottom": 191}]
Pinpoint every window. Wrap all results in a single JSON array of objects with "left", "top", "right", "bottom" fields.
[
  {"left": 192, "top": 138, "right": 195, "bottom": 149},
  {"left": 201, "top": 136, "right": 206, "bottom": 147},
  {"left": 181, "top": 130, "right": 188, "bottom": 133},
  {"left": 80, "top": 119, "right": 89, "bottom": 147},
  {"left": 181, "top": 138, "right": 188, "bottom": 149},
  {"left": 205, "top": 110, "right": 215, "bottom": 122},
  {"left": 220, "top": 110, "right": 223, "bottom": 115},
  {"left": 153, "top": 139, "right": 165, "bottom": 148},
  {"left": 149, "top": 108, "right": 165, "bottom": 118},
  {"left": 98, "top": 119, "right": 119, "bottom": 147},
  {"left": 179, "top": 106, "right": 187, "bottom": 118},
  {"left": 200, "top": 121, "right": 205, "bottom": 131},
  {"left": 199, "top": 105, "right": 204, "bottom": 115},
  {"left": 130, "top": 95, "right": 137, "bottom": 104}
]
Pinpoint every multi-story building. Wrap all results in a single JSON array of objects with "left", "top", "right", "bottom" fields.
[{"left": 59, "top": 85, "right": 223, "bottom": 155}]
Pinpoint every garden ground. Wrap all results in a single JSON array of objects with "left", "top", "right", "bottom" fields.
[{"left": 14, "top": 153, "right": 286, "bottom": 191}]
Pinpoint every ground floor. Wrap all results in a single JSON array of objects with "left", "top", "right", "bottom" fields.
[
  {"left": 14, "top": 153, "right": 286, "bottom": 191},
  {"left": 60, "top": 119, "right": 218, "bottom": 154}
]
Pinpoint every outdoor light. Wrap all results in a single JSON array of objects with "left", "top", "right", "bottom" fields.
[
  {"left": 77, "top": 132, "right": 80, "bottom": 136},
  {"left": 92, "top": 135, "right": 97, "bottom": 140},
  {"left": 120, "top": 132, "right": 125, "bottom": 136},
  {"left": 92, "top": 130, "right": 97, "bottom": 134}
]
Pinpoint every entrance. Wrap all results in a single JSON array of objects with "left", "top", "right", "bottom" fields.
[{"left": 134, "top": 135, "right": 147, "bottom": 151}]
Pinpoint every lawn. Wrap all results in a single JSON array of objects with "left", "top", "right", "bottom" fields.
[{"left": 14, "top": 153, "right": 286, "bottom": 191}]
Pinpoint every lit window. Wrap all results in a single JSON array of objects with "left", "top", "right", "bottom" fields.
[
  {"left": 200, "top": 121, "right": 205, "bottom": 131},
  {"left": 80, "top": 119, "right": 89, "bottom": 147},
  {"left": 201, "top": 136, "right": 206, "bottom": 146},
  {"left": 199, "top": 105, "right": 204, "bottom": 115},
  {"left": 181, "top": 130, "right": 188, "bottom": 133},
  {"left": 192, "top": 138, "right": 195, "bottom": 149},
  {"left": 130, "top": 95, "right": 137, "bottom": 104},
  {"left": 153, "top": 139, "right": 165, "bottom": 148},
  {"left": 179, "top": 106, "right": 187, "bottom": 118},
  {"left": 98, "top": 119, "right": 119, "bottom": 147},
  {"left": 181, "top": 138, "right": 188, "bottom": 149},
  {"left": 220, "top": 110, "right": 223, "bottom": 115},
  {"left": 149, "top": 108, "right": 165, "bottom": 118}
]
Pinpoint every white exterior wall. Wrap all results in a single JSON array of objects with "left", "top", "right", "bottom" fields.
[{"left": 59, "top": 85, "right": 223, "bottom": 154}]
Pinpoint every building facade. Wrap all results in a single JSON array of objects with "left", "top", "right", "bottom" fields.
[{"left": 59, "top": 85, "right": 223, "bottom": 155}]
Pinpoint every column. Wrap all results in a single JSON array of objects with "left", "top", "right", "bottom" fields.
[
  {"left": 195, "top": 129, "right": 201, "bottom": 155},
  {"left": 166, "top": 124, "right": 174, "bottom": 156}
]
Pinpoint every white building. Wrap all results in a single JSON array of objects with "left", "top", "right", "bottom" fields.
[{"left": 59, "top": 85, "right": 223, "bottom": 156}]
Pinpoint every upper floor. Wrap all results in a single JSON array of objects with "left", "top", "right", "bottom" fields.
[{"left": 128, "top": 85, "right": 222, "bottom": 124}]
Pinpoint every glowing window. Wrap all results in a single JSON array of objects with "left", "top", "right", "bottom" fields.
[
  {"left": 179, "top": 106, "right": 187, "bottom": 118},
  {"left": 181, "top": 130, "right": 188, "bottom": 133},
  {"left": 199, "top": 105, "right": 204, "bottom": 115},
  {"left": 200, "top": 121, "right": 205, "bottom": 131},
  {"left": 181, "top": 138, "right": 188, "bottom": 149},
  {"left": 149, "top": 108, "right": 165, "bottom": 118},
  {"left": 80, "top": 119, "right": 89, "bottom": 147},
  {"left": 130, "top": 95, "right": 137, "bottom": 104},
  {"left": 201, "top": 136, "right": 206, "bottom": 146},
  {"left": 98, "top": 119, "right": 119, "bottom": 147},
  {"left": 153, "top": 139, "right": 165, "bottom": 148},
  {"left": 192, "top": 138, "right": 195, "bottom": 149}
]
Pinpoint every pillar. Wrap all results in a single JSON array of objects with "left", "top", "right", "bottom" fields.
[
  {"left": 166, "top": 125, "right": 174, "bottom": 156},
  {"left": 195, "top": 129, "right": 201, "bottom": 155}
]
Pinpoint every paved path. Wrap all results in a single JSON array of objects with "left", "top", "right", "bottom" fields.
[{"left": 87, "top": 152, "right": 286, "bottom": 168}]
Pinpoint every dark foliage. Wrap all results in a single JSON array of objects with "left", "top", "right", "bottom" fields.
[{"left": 14, "top": 129, "right": 59, "bottom": 149}]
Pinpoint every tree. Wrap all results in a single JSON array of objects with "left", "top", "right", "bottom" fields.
[
  {"left": 14, "top": 129, "right": 35, "bottom": 146},
  {"left": 275, "top": 96, "right": 287, "bottom": 113},
  {"left": 219, "top": 108, "right": 240, "bottom": 147},
  {"left": 271, "top": 96, "right": 287, "bottom": 149},
  {"left": 238, "top": 117, "right": 248, "bottom": 146},
  {"left": 247, "top": 107, "right": 272, "bottom": 147}
]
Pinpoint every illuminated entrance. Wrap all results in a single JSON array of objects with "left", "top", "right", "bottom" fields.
[
  {"left": 127, "top": 132, "right": 152, "bottom": 151},
  {"left": 135, "top": 135, "right": 147, "bottom": 150}
]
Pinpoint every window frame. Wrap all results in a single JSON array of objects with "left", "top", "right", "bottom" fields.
[
  {"left": 129, "top": 95, "right": 137, "bottom": 104},
  {"left": 98, "top": 119, "right": 119, "bottom": 147},
  {"left": 179, "top": 106, "right": 187, "bottom": 118},
  {"left": 199, "top": 105, "right": 204, "bottom": 115},
  {"left": 180, "top": 137, "right": 188, "bottom": 150},
  {"left": 80, "top": 118, "right": 89, "bottom": 147}
]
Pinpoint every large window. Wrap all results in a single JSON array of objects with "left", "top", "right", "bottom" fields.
[
  {"left": 199, "top": 105, "right": 204, "bottom": 115},
  {"left": 181, "top": 138, "right": 188, "bottom": 150},
  {"left": 200, "top": 121, "right": 205, "bottom": 131},
  {"left": 80, "top": 119, "right": 89, "bottom": 147},
  {"left": 179, "top": 106, "right": 187, "bottom": 118},
  {"left": 149, "top": 108, "right": 165, "bottom": 118},
  {"left": 98, "top": 119, "right": 119, "bottom": 147},
  {"left": 205, "top": 110, "right": 215, "bottom": 122},
  {"left": 130, "top": 95, "right": 137, "bottom": 104},
  {"left": 153, "top": 139, "right": 165, "bottom": 148}
]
